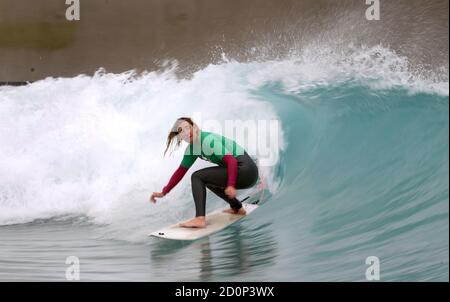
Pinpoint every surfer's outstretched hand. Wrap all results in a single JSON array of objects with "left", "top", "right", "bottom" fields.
[{"left": 150, "top": 192, "right": 164, "bottom": 203}]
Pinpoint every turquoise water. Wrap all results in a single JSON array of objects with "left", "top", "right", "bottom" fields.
[
  {"left": 0, "top": 45, "right": 448, "bottom": 281},
  {"left": 253, "top": 83, "right": 449, "bottom": 281}
]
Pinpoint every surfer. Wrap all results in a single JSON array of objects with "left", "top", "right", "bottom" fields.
[{"left": 150, "top": 117, "right": 259, "bottom": 228}]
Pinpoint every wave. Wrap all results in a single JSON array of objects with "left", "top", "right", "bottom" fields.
[{"left": 0, "top": 44, "right": 448, "bottom": 264}]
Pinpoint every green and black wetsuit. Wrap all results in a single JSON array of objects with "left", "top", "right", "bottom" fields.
[{"left": 162, "top": 131, "right": 258, "bottom": 216}]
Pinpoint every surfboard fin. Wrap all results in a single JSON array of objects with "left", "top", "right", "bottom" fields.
[
  {"left": 241, "top": 196, "right": 250, "bottom": 203},
  {"left": 240, "top": 195, "right": 260, "bottom": 205}
]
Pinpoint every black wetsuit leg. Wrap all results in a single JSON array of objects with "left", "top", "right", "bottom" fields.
[{"left": 190, "top": 152, "right": 258, "bottom": 217}]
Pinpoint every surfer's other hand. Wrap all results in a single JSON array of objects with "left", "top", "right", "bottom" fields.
[
  {"left": 224, "top": 186, "right": 236, "bottom": 199},
  {"left": 150, "top": 192, "right": 164, "bottom": 203}
]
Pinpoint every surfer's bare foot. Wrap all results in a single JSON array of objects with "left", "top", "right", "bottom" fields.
[
  {"left": 223, "top": 207, "right": 247, "bottom": 215},
  {"left": 179, "top": 216, "right": 206, "bottom": 228}
]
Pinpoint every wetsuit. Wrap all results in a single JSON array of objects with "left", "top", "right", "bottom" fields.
[{"left": 162, "top": 131, "right": 259, "bottom": 216}]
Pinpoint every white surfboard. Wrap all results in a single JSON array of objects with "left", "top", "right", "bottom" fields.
[{"left": 149, "top": 202, "right": 259, "bottom": 241}]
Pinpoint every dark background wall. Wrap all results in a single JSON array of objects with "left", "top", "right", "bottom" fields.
[{"left": 0, "top": 0, "right": 448, "bottom": 82}]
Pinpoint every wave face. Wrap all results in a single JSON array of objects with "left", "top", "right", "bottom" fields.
[{"left": 0, "top": 44, "right": 448, "bottom": 281}]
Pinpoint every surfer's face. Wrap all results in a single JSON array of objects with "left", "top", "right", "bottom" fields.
[{"left": 177, "top": 121, "right": 194, "bottom": 143}]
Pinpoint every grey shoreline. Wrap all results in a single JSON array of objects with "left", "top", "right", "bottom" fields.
[{"left": 0, "top": 0, "right": 448, "bottom": 83}]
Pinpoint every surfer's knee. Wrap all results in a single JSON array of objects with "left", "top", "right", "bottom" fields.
[{"left": 191, "top": 170, "right": 203, "bottom": 183}]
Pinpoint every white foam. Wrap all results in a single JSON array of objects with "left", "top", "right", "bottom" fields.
[
  {"left": 0, "top": 64, "right": 284, "bottom": 240},
  {"left": 244, "top": 44, "right": 449, "bottom": 96}
]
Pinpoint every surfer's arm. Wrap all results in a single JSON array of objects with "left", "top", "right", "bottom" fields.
[
  {"left": 222, "top": 153, "right": 237, "bottom": 188},
  {"left": 162, "top": 165, "right": 188, "bottom": 195},
  {"left": 162, "top": 146, "right": 198, "bottom": 196}
]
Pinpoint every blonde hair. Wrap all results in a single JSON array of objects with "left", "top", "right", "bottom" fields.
[{"left": 164, "top": 117, "right": 196, "bottom": 156}]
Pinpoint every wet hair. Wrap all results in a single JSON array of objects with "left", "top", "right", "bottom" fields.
[{"left": 164, "top": 117, "right": 195, "bottom": 156}]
